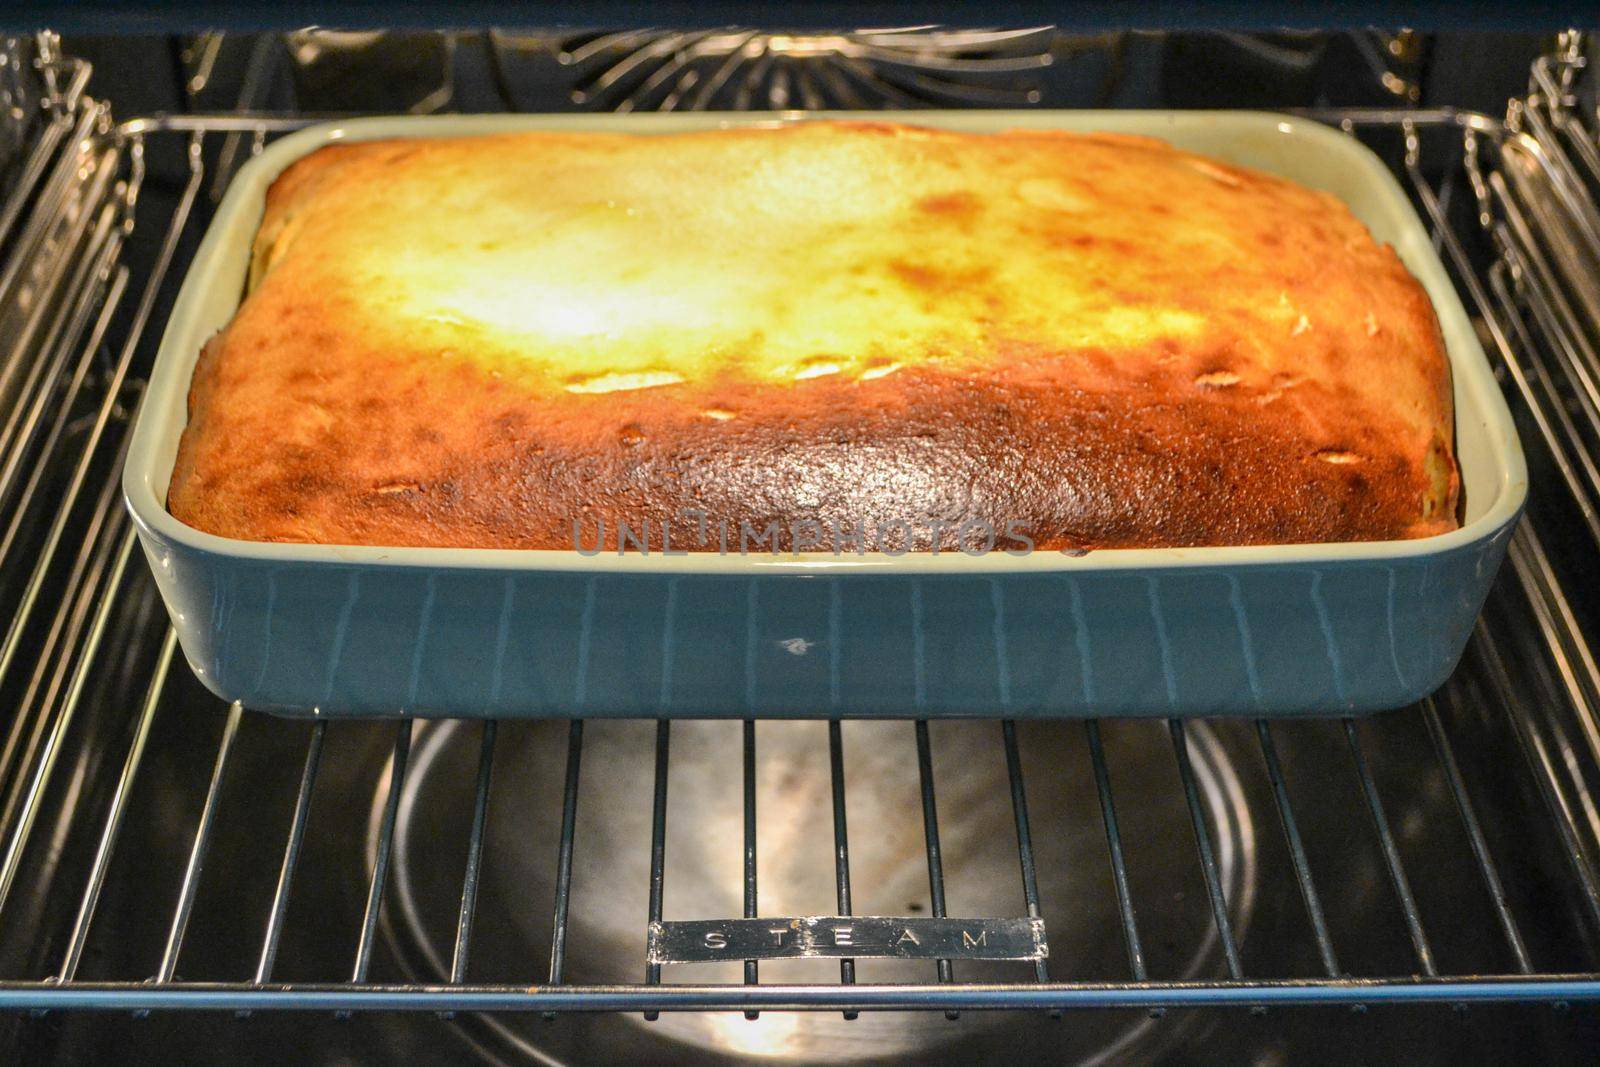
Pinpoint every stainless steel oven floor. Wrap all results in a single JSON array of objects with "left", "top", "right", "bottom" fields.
[{"left": 380, "top": 717, "right": 1247, "bottom": 1065}]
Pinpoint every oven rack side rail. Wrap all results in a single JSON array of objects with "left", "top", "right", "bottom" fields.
[
  {"left": 0, "top": 60, "right": 1597, "bottom": 1015},
  {"left": 7, "top": 977, "right": 1600, "bottom": 1013}
]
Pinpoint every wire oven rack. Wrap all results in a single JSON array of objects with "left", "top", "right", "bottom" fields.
[{"left": 0, "top": 42, "right": 1599, "bottom": 1022}]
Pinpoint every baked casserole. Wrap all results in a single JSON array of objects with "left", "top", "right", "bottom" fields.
[{"left": 167, "top": 121, "right": 1458, "bottom": 552}]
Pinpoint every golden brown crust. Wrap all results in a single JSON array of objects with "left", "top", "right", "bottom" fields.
[{"left": 167, "top": 122, "right": 1458, "bottom": 551}]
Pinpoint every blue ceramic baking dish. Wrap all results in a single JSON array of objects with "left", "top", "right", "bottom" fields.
[{"left": 123, "top": 110, "right": 1526, "bottom": 719}]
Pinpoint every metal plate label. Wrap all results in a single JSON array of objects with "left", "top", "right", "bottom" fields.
[{"left": 648, "top": 916, "right": 1047, "bottom": 964}]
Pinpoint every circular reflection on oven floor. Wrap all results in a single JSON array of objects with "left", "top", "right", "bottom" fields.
[{"left": 374, "top": 718, "right": 1257, "bottom": 1066}]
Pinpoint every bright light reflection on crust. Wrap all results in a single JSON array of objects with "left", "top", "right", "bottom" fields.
[
  {"left": 564, "top": 370, "right": 686, "bottom": 394},
  {"left": 267, "top": 124, "right": 1232, "bottom": 393}
]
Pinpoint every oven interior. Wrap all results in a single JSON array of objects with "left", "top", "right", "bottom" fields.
[{"left": 0, "top": 22, "right": 1597, "bottom": 1065}]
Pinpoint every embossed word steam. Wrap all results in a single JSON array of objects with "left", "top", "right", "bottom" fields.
[{"left": 648, "top": 916, "right": 1048, "bottom": 964}]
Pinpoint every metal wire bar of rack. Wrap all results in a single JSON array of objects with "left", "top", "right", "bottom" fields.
[
  {"left": 351, "top": 720, "right": 413, "bottom": 987},
  {"left": 0, "top": 73, "right": 1593, "bottom": 1017},
  {"left": 1084, "top": 718, "right": 1150, "bottom": 984}
]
